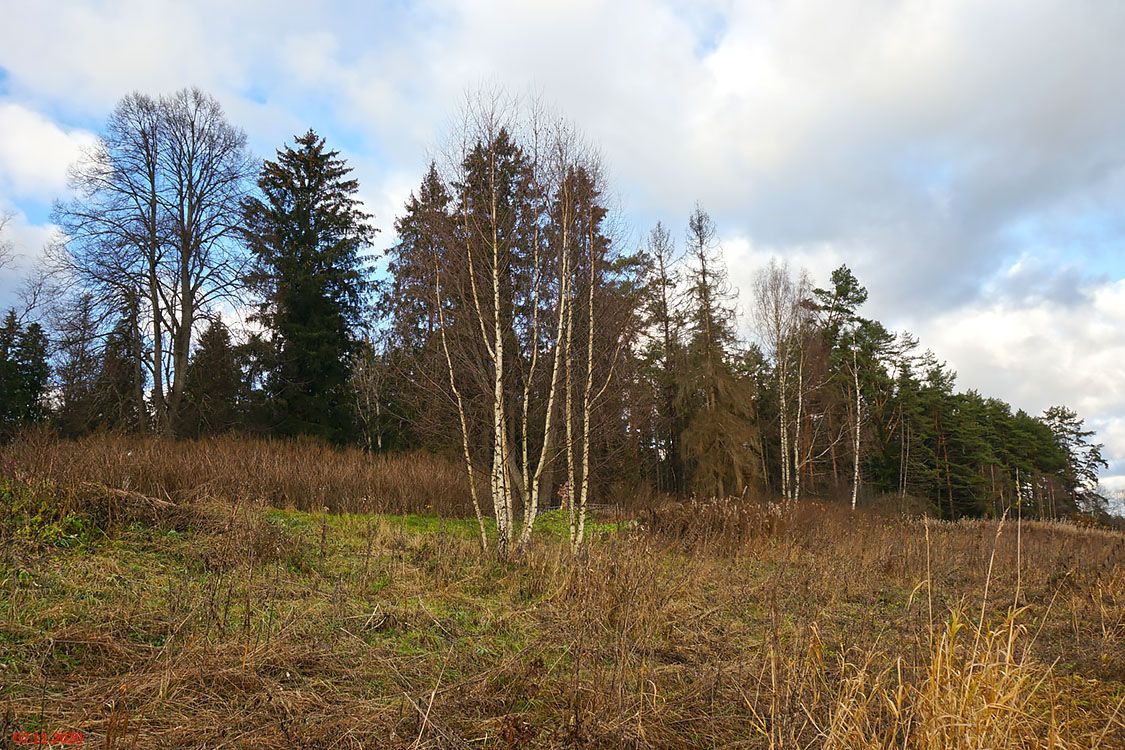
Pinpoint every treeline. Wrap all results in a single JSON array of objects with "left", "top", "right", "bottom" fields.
[{"left": 0, "top": 87, "right": 1110, "bottom": 523}]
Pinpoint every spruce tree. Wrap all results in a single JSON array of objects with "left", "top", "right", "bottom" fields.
[
  {"left": 54, "top": 295, "right": 102, "bottom": 437},
  {"left": 0, "top": 311, "right": 20, "bottom": 434},
  {"left": 91, "top": 314, "right": 146, "bottom": 431},
  {"left": 0, "top": 310, "right": 49, "bottom": 436},
  {"left": 678, "top": 205, "right": 762, "bottom": 497},
  {"left": 232, "top": 332, "right": 274, "bottom": 435},
  {"left": 15, "top": 322, "right": 49, "bottom": 424},
  {"left": 383, "top": 162, "right": 453, "bottom": 352},
  {"left": 181, "top": 319, "right": 243, "bottom": 436},
  {"left": 243, "top": 130, "right": 376, "bottom": 442},
  {"left": 374, "top": 163, "right": 456, "bottom": 450},
  {"left": 638, "top": 222, "right": 687, "bottom": 492}
]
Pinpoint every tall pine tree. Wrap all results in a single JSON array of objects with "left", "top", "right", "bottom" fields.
[{"left": 1042, "top": 405, "right": 1108, "bottom": 514}]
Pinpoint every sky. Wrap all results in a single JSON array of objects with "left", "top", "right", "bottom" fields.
[{"left": 1, "top": 0, "right": 1124, "bottom": 491}]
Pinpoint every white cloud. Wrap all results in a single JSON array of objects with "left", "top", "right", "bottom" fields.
[
  {"left": 918, "top": 278, "right": 1125, "bottom": 414},
  {"left": 0, "top": 104, "right": 95, "bottom": 201},
  {"left": 1097, "top": 418, "right": 1125, "bottom": 493},
  {"left": 0, "top": 201, "right": 59, "bottom": 305},
  {"left": 0, "top": 1, "right": 276, "bottom": 113}
]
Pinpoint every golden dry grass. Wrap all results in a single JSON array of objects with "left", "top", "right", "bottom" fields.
[{"left": 0, "top": 435, "right": 1122, "bottom": 748}]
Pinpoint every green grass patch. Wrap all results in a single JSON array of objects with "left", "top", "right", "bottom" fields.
[{"left": 264, "top": 506, "right": 620, "bottom": 542}]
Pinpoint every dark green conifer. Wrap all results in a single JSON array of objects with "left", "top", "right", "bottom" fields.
[{"left": 243, "top": 130, "right": 377, "bottom": 442}]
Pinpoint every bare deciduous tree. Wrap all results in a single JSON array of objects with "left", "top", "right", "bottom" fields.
[
  {"left": 350, "top": 336, "right": 389, "bottom": 453},
  {"left": 54, "top": 88, "right": 253, "bottom": 433},
  {"left": 752, "top": 259, "right": 804, "bottom": 500}
]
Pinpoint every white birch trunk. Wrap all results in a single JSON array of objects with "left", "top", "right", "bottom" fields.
[
  {"left": 435, "top": 268, "right": 488, "bottom": 551},
  {"left": 851, "top": 344, "right": 861, "bottom": 512},
  {"left": 564, "top": 248, "right": 577, "bottom": 549},
  {"left": 574, "top": 215, "right": 597, "bottom": 552},
  {"left": 793, "top": 350, "right": 804, "bottom": 502},
  {"left": 778, "top": 348, "right": 791, "bottom": 501},
  {"left": 489, "top": 177, "right": 512, "bottom": 555},
  {"left": 518, "top": 189, "right": 571, "bottom": 548}
]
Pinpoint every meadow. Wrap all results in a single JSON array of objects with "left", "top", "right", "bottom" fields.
[{"left": 0, "top": 434, "right": 1122, "bottom": 749}]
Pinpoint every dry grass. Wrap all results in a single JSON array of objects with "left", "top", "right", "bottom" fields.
[
  {"left": 0, "top": 430, "right": 475, "bottom": 515},
  {"left": 0, "top": 436, "right": 1122, "bottom": 748}
]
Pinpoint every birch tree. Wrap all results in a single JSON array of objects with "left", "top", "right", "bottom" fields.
[
  {"left": 393, "top": 91, "right": 629, "bottom": 556},
  {"left": 559, "top": 159, "right": 627, "bottom": 550},
  {"left": 444, "top": 96, "right": 529, "bottom": 555},
  {"left": 787, "top": 305, "right": 848, "bottom": 501},
  {"left": 752, "top": 259, "right": 804, "bottom": 500}
]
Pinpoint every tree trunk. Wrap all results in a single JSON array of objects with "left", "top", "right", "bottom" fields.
[
  {"left": 435, "top": 266, "right": 488, "bottom": 552},
  {"left": 851, "top": 345, "right": 861, "bottom": 512}
]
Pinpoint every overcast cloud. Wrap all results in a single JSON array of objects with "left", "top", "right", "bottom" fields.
[{"left": 1, "top": 0, "right": 1123, "bottom": 488}]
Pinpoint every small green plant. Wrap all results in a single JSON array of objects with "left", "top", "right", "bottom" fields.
[{"left": 0, "top": 480, "right": 97, "bottom": 548}]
